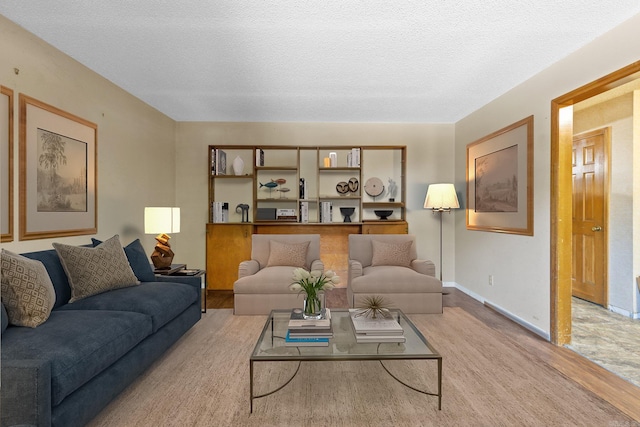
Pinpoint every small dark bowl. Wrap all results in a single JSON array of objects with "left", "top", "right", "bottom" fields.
[
  {"left": 340, "top": 207, "right": 355, "bottom": 216},
  {"left": 374, "top": 210, "right": 393, "bottom": 220}
]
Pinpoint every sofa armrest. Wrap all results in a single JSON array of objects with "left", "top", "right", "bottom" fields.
[
  {"left": 348, "top": 259, "right": 363, "bottom": 283},
  {"left": 411, "top": 259, "right": 436, "bottom": 277},
  {"left": 238, "top": 260, "right": 260, "bottom": 279},
  {"left": 1, "top": 358, "right": 52, "bottom": 427},
  {"left": 155, "top": 274, "right": 201, "bottom": 289},
  {"left": 310, "top": 259, "right": 324, "bottom": 272}
]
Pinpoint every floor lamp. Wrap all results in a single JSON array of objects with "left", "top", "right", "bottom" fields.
[{"left": 424, "top": 183, "right": 460, "bottom": 282}]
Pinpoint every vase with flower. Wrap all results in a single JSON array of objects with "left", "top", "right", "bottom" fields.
[{"left": 290, "top": 268, "right": 340, "bottom": 319}]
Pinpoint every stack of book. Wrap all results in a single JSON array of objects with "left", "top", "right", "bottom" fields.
[
  {"left": 285, "top": 308, "right": 333, "bottom": 347},
  {"left": 349, "top": 309, "right": 405, "bottom": 343}
]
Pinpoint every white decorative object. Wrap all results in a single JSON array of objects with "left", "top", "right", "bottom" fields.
[{"left": 232, "top": 155, "right": 245, "bottom": 175}]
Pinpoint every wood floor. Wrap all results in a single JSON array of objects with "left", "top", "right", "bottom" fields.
[{"left": 206, "top": 287, "right": 640, "bottom": 421}]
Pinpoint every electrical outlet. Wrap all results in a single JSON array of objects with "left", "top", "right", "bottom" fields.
[{"left": 488, "top": 275, "right": 494, "bottom": 286}]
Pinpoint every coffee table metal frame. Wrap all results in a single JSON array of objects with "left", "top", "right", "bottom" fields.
[{"left": 249, "top": 308, "right": 442, "bottom": 413}]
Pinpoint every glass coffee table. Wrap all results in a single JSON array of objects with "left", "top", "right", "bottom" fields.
[{"left": 249, "top": 309, "right": 442, "bottom": 412}]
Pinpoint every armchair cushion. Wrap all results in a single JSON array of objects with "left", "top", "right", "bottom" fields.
[
  {"left": 371, "top": 240, "right": 413, "bottom": 267},
  {"left": 266, "top": 240, "right": 310, "bottom": 268}
]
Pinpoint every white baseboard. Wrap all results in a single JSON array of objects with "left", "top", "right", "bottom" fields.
[
  {"left": 453, "top": 283, "right": 550, "bottom": 341},
  {"left": 608, "top": 304, "right": 639, "bottom": 319}
]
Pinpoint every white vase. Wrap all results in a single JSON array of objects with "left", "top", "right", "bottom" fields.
[{"left": 232, "top": 156, "right": 244, "bottom": 175}]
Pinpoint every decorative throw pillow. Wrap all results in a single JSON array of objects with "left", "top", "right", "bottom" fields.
[
  {"left": 266, "top": 240, "right": 310, "bottom": 268},
  {"left": 0, "top": 249, "right": 56, "bottom": 328},
  {"left": 371, "top": 240, "right": 413, "bottom": 267},
  {"left": 92, "top": 238, "right": 155, "bottom": 282},
  {"left": 53, "top": 235, "right": 140, "bottom": 303}
]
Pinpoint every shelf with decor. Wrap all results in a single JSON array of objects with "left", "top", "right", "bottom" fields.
[{"left": 206, "top": 144, "right": 407, "bottom": 290}]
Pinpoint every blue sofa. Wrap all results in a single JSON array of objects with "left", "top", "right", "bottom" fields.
[{"left": 1, "top": 244, "right": 202, "bottom": 427}]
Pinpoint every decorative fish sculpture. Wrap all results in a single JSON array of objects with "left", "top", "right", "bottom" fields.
[
  {"left": 277, "top": 187, "right": 290, "bottom": 193},
  {"left": 259, "top": 181, "right": 278, "bottom": 189},
  {"left": 275, "top": 178, "right": 287, "bottom": 185}
]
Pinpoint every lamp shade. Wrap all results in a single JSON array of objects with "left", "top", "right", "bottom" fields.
[
  {"left": 144, "top": 207, "right": 180, "bottom": 234},
  {"left": 424, "top": 184, "right": 460, "bottom": 210}
]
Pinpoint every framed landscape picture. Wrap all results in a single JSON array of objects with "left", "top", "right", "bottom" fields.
[
  {"left": 466, "top": 115, "right": 533, "bottom": 236},
  {"left": 19, "top": 94, "right": 97, "bottom": 240},
  {"left": 1, "top": 86, "right": 13, "bottom": 242}
]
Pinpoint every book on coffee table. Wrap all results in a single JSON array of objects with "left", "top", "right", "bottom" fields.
[
  {"left": 348, "top": 309, "right": 403, "bottom": 335},
  {"left": 288, "top": 308, "right": 331, "bottom": 329},
  {"left": 284, "top": 330, "right": 330, "bottom": 347}
]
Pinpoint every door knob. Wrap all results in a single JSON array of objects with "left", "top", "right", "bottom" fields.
[{"left": 591, "top": 226, "right": 602, "bottom": 232}]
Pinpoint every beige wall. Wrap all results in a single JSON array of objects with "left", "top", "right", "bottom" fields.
[
  {"left": 454, "top": 13, "right": 640, "bottom": 335},
  {"left": 175, "top": 122, "right": 457, "bottom": 279},
  {"left": 0, "top": 15, "right": 177, "bottom": 255}
]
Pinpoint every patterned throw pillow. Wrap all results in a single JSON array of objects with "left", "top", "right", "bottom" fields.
[
  {"left": 92, "top": 238, "right": 155, "bottom": 282},
  {"left": 0, "top": 249, "right": 56, "bottom": 328},
  {"left": 53, "top": 235, "right": 140, "bottom": 303},
  {"left": 266, "top": 240, "right": 310, "bottom": 268},
  {"left": 370, "top": 240, "right": 413, "bottom": 267}
]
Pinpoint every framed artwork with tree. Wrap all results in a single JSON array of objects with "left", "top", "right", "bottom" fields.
[
  {"left": 1, "top": 85, "right": 13, "bottom": 242},
  {"left": 19, "top": 94, "right": 97, "bottom": 240}
]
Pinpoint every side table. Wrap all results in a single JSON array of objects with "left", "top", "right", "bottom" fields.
[{"left": 154, "top": 267, "right": 207, "bottom": 313}]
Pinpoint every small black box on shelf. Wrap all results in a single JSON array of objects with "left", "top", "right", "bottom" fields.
[{"left": 256, "top": 208, "right": 277, "bottom": 220}]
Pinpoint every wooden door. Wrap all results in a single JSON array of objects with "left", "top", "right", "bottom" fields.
[
  {"left": 572, "top": 128, "right": 608, "bottom": 306},
  {"left": 206, "top": 223, "right": 253, "bottom": 290}
]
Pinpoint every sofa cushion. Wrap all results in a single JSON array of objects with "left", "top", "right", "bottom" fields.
[
  {"left": 371, "top": 240, "right": 413, "bottom": 267},
  {"left": 350, "top": 266, "right": 442, "bottom": 293},
  {"left": 57, "top": 281, "right": 197, "bottom": 332},
  {"left": 234, "top": 266, "right": 299, "bottom": 294},
  {"left": 92, "top": 238, "right": 155, "bottom": 282},
  {"left": 0, "top": 249, "right": 56, "bottom": 328},
  {"left": 0, "top": 309, "right": 152, "bottom": 406},
  {"left": 21, "top": 248, "right": 73, "bottom": 309},
  {"left": 1, "top": 302, "right": 8, "bottom": 334},
  {"left": 53, "top": 235, "right": 140, "bottom": 302},
  {"left": 267, "top": 240, "right": 310, "bottom": 268}
]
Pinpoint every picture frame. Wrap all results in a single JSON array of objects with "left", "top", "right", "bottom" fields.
[
  {"left": 1, "top": 86, "right": 13, "bottom": 242},
  {"left": 466, "top": 115, "right": 533, "bottom": 236},
  {"left": 19, "top": 94, "right": 97, "bottom": 240}
]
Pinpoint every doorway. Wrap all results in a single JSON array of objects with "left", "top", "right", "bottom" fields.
[
  {"left": 551, "top": 60, "right": 640, "bottom": 345},
  {"left": 571, "top": 128, "right": 609, "bottom": 307}
]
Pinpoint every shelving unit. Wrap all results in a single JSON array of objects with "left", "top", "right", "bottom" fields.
[{"left": 206, "top": 145, "right": 407, "bottom": 290}]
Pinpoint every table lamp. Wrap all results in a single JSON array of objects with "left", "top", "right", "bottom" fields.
[
  {"left": 145, "top": 207, "right": 180, "bottom": 270},
  {"left": 424, "top": 184, "right": 459, "bottom": 281}
]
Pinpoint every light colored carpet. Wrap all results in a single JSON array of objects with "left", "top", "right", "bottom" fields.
[{"left": 87, "top": 308, "right": 634, "bottom": 427}]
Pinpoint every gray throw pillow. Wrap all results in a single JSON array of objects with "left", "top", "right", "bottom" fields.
[
  {"left": 0, "top": 249, "right": 56, "bottom": 328},
  {"left": 53, "top": 235, "right": 140, "bottom": 302}
]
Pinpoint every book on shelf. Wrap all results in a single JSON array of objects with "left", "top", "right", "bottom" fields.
[
  {"left": 299, "top": 178, "right": 306, "bottom": 199},
  {"left": 299, "top": 201, "right": 309, "bottom": 223},
  {"left": 211, "top": 202, "right": 229, "bottom": 223},
  {"left": 320, "top": 201, "right": 333, "bottom": 223},
  {"left": 284, "top": 330, "right": 330, "bottom": 347},
  {"left": 348, "top": 309, "right": 403, "bottom": 335},
  {"left": 348, "top": 147, "right": 360, "bottom": 167},
  {"left": 288, "top": 308, "right": 331, "bottom": 329},
  {"left": 255, "top": 148, "right": 264, "bottom": 166}
]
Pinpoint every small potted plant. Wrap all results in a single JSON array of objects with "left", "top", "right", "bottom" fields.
[{"left": 290, "top": 268, "right": 340, "bottom": 319}]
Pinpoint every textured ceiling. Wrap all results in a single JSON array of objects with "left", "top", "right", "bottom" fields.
[{"left": 1, "top": 2, "right": 639, "bottom": 123}]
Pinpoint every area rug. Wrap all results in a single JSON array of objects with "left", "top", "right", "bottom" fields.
[{"left": 87, "top": 308, "right": 635, "bottom": 427}]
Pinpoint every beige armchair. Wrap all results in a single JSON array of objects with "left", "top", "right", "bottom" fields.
[
  {"left": 347, "top": 234, "right": 442, "bottom": 314},
  {"left": 233, "top": 234, "right": 324, "bottom": 315}
]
